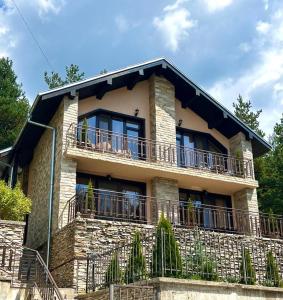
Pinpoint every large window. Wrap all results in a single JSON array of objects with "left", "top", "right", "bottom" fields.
[
  {"left": 78, "top": 110, "right": 144, "bottom": 159},
  {"left": 179, "top": 189, "right": 232, "bottom": 230},
  {"left": 76, "top": 173, "right": 146, "bottom": 221},
  {"left": 176, "top": 129, "right": 227, "bottom": 168}
]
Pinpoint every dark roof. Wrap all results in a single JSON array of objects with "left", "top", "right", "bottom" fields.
[{"left": 11, "top": 58, "right": 271, "bottom": 166}]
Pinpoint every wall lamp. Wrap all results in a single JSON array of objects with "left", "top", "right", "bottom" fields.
[
  {"left": 135, "top": 108, "right": 139, "bottom": 117},
  {"left": 178, "top": 119, "right": 183, "bottom": 127}
]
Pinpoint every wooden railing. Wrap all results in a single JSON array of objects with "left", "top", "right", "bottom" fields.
[
  {"left": 66, "top": 124, "right": 254, "bottom": 179},
  {"left": 67, "top": 189, "right": 283, "bottom": 239}
]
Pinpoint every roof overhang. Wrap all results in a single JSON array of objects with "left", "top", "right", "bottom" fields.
[{"left": 10, "top": 58, "right": 272, "bottom": 168}]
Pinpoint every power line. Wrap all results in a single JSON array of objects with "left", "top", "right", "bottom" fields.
[{"left": 11, "top": 0, "right": 54, "bottom": 71}]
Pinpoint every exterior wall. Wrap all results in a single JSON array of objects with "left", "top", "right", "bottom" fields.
[
  {"left": 27, "top": 96, "right": 78, "bottom": 249},
  {"left": 175, "top": 100, "right": 230, "bottom": 151},
  {"left": 78, "top": 81, "right": 150, "bottom": 140},
  {"left": 0, "top": 219, "right": 25, "bottom": 244},
  {"left": 149, "top": 75, "right": 176, "bottom": 146}
]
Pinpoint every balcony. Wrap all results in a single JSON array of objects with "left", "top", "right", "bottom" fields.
[
  {"left": 67, "top": 188, "right": 283, "bottom": 239},
  {"left": 66, "top": 124, "right": 256, "bottom": 193}
]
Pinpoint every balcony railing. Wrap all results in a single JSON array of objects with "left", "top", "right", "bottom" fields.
[
  {"left": 67, "top": 189, "right": 283, "bottom": 239},
  {"left": 66, "top": 123, "right": 254, "bottom": 179}
]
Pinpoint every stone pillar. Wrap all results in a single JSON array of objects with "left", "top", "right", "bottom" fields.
[
  {"left": 149, "top": 75, "right": 177, "bottom": 164},
  {"left": 55, "top": 96, "right": 78, "bottom": 230},
  {"left": 151, "top": 177, "right": 179, "bottom": 224}
]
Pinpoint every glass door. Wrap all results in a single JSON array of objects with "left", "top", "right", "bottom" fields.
[
  {"left": 126, "top": 122, "right": 140, "bottom": 159},
  {"left": 112, "top": 119, "right": 124, "bottom": 152}
]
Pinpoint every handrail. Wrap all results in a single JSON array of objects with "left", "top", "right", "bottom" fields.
[
  {"left": 0, "top": 231, "right": 63, "bottom": 300},
  {"left": 66, "top": 123, "right": 255, "bottom": 179}
]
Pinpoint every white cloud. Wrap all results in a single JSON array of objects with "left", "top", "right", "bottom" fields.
[
  {"left": 239, "top": 42, "right": 251, "bottom": 53},
  {"left": 256, "top": 21, "right": 271, "bottom": 34},
  {"left": 203, "top": 0, "right": 233, "bottom": 13},
  {"left": 115, "top": 15, "right": 128, "bottom": 33},
  {"left": 263, "top": 0, "right": 269, "bottom": 10},
  {"left": 208, "top": 10, "right": 283, "bottom": 135},
  {"left": 153, "top": 0, "right": 196, "bottom": 52}
]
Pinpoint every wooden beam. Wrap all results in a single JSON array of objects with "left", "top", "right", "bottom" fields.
[
  {"left": 208, "top": 111, "right": 228, "bottom": 129},
  {"left": 96, "top": 80, "right": 112, "bottom": 100},
  {"left": 181, "top": 94, "right": 200, "bottom": 108},
  {"left": 127, "top": 69, "right": 144, "bottom": 90},
  {"left": 69, "top": 89, "right": 77, "bottom": 99}
]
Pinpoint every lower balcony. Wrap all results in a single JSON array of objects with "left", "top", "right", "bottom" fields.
[{"left": 67, "top": 188, "right": 283, "bottom": 239}]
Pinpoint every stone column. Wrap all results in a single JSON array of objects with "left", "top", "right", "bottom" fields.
[
  {"left": 230, "top": 132, "right": 259, "bottom": 235},
  {"left": 151, "top": 177, "right": 179, "bottom": 224},
  {"left": 149, "top": 75, "right": 177, "bottom": 165}
]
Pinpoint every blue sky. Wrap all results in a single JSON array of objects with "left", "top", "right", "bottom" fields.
[{"left": 0, "top": 0, "right": 282, "bottom": 136}]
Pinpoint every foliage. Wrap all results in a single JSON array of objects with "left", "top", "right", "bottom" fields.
[
  {"left": 233, "top": 94, "right": 265, "bottom": 137},
  {"left": 86, "top": 180, "right": 94, "bottom": 211},
  {"left": 256, "top": 116, "right": 283, "bottom": 214},
  {"left": 265, "top": 250, "right": 280, "bottom": 287},
  {"left": 81, "top": 118, "right": 88, "bottom": 143},
  {"left": 0, "top": 57, "right": 30, "bottom": 149},
  {"left": 240, "top": 248, "right": 256, "bottom": 285},
  {"left": 44, "top": 64, "right": 85, "bottom": 89},
  {"left": 124, "top": 231, "right": 147, "bottom": 283},
  {"left": 152, "top": 214, "right": 182, "bottom": 277},
  {"left": 0, "top": 180, "right": 31, "bottom": 221},
  {"left": 105, "top": 251, "right": 122, "bottom": 286},
  {"left": 187, "top": 240, "right": 218, "bottom": 281}
]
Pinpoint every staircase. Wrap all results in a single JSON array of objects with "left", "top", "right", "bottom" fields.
[{"left": 0, "top": 232, "right": 64, "bottom": 300}]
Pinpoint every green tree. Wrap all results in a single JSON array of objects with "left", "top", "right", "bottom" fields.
[
  {"left": 0, "top": 57, "right": 30, "bottom": 149},
  {"left": 257, "top": 116, "right": 283, "bottom": 214},
  {"left": 81, "top": 118, "right": 88, "bottom": 144},
  {"left": 0, "top": 180, "right": 31, "bottom": 221},
  {"left": 152, "top": 214, "right": 182, "bottom": 277},
  {"left": 233, "top": 95, "right": 265, "bottom": 137},
  {"left": 265, "top": 250, "right": 280, "bottom": 287},
  {"left": 240, "top": 248, "right": 256, "bottom": 285},
  {"left": 44, "top": 64, "right": 85, "bottom": 89},
  {"left": 124, "top": 231, "right": 147, "bottom": 283},
  {"left": 105, "top": 251, "right": 122, "bottom": 286},
  {"left": 86, "top": 180, "right": 94, "bottom": 212}
]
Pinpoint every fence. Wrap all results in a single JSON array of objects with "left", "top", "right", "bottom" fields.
[
  {"left": 0, "top": 232, "right": 63, "bottom": 300},
  {"left": 66, "top": 124, "right": 254, "bottom": 179},
  {"left": 86, "top": 228, "right": 283, "bottom": 291}
]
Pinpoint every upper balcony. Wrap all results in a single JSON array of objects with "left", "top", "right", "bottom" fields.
[{"left": 65, "top": 123, "right": 257, "bottom": 194}]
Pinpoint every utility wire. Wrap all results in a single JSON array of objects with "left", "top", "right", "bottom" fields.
[{"left": 11, "top": 0, "right": 54, "bottom": 71}]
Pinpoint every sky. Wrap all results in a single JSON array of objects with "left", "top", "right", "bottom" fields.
[{"left": 0, "top": 0, "right": 283, "bottom": 136}]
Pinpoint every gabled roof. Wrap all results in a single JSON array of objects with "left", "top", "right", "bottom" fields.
[{"left": 12, "top": 58, "right": 271, "bottom": 166}]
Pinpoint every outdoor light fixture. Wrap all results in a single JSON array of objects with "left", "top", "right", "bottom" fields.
[
  {"left": 178, "top": 119, "right": 183, "bottom": 127},
  {"left": 135, "top": 108, "right": 139, "bottom": 116}
]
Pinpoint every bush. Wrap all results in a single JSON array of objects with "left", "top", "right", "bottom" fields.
[
  {"left": 187, "top": 240, "right": 218, "bottom": 281},
  {"left": 265, "top": 250, "right": 280, "bottom": 287},
  {"left": 240, "top": 248, "right": 256, "bottom": 285},
  {"left": 86, "top": 180, "right": 94, "bottom": 212},
  {"left": 105, "top": 251, "right": 122, "bottom": 286},
  {"left": 124, "top": 231, "right": 147, "bottom": 283},
  {"left": 0, "top": 180, "right": 31, "bottom": 221},
  {"left": 152, "top": 214, "right": 182, "bottom": 277}
]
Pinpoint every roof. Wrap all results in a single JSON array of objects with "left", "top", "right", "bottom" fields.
[
  {"left": 10, "top": 58, "right": 271, "bottom": 166},
  {"left": 0, "top": 147, "right": 12, "bottom": 179}
]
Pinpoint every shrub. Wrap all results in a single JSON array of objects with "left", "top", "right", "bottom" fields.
[
  {"left": 240, "top": 248, "right": 256, "bottom": 285},
  {"left": 86, "top": 180, "right": 94, "bottom": 212},
  {"left": 187, "top": 240, "right": 218, "bottom": 281},
  {"left": 81, "top": 118, "right": 88, "bottom": 143},
  {"left": 265, "top": 250, "right": 280, "bottom": 287},
  {"left": 0, "top": 180, "right": 31, "bottom": 221},
  {"left": 105, "top": 251, "right": 122, "bottom": 286},
  {"left": 152, "top": 214, "right": 182, "bottom": 277},
  {"left": 124, "top": 231, "right": 147, "bottom": 283}
]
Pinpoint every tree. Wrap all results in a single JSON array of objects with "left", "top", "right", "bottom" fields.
[
  {"left": 124, "top": 231, "right": 147, "bottom": 283},
  {"left": 0, "top": 180, "right": 31, "bottom": 221},
  {"left": 152, "top": 214, "right": 182, "bottom": 277},
  {"left": 265, "top": 250, "right": 280, "bottom": 287},
  {"left": 44, "top": 64, "right": 85, "bottom": 89},
  {"left": 81, "top": 118, "right": 88, "bottom": 144},
  {"left": 233, "top": 95, "right": 265, "bottom": 137},
  {"left": 0, "top": 57, "right": 30, "bottom": 149},
  {"left": 86, "top": 180, "right": 94, "bottom": 213},
  {"left": 240, "top": 248, "right": 256, "bottom": 285},
  {"left": 105, "top": 251, "right": 122, "bottom": 286}
]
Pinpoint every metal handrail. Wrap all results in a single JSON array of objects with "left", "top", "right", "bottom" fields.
[{"left": 66, "top": 123, "right": 254, "bottom": 179}]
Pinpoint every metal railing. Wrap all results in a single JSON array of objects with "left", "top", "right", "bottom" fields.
[
  {"left": 87, "top": 228, "right": 283, "bottom": 291},
  {"left": 66, "top": 124, "right": 254, "bottom": 179},
  {"left": 0, "top": 232, "right": 63, "bottom": 300},
  {"left": 67, "top": 189, "right": 283, "bottom": 239}
]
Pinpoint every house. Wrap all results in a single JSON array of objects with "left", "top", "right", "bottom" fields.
[{"left": 2, "top": 58, "right": 283, "bottom": 299}]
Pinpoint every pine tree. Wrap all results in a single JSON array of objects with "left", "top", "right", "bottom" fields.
[
  {"left": 105, "top": 251, "right": 122, "bottom": 286},
  {"left": 124, "top": 231, "right": 147, "bottom": 283},
  {"left": 240, "top": 248, "right": 256, "bottom": 285},
  {"left": 86, "top": 180, "right": 94, "bottom": 213},
  {"left": 265, "top": 250, "right": 280, "bottom": 287},
  {"left": 152, "top": 214, "right": 182, "bottom": 277}
]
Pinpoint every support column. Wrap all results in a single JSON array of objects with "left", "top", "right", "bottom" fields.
[{"left": 151, "top": 177, "right": 179, "bottom": 224}]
